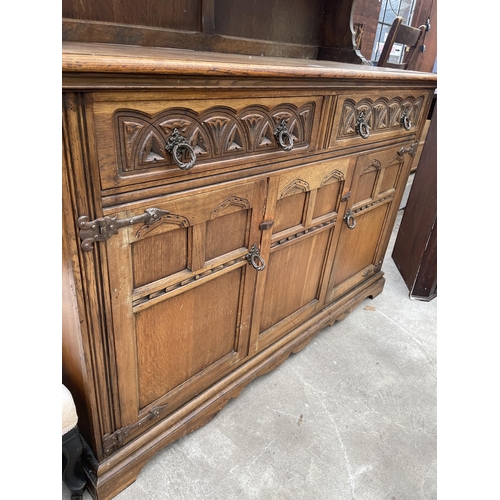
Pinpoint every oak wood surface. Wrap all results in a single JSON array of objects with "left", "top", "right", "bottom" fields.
[
  {"left": 62, "top": 41, "right": 437, "bottom": 82},
  {"left": 62, "top": 40, "right": 436, "bottom": 500}
]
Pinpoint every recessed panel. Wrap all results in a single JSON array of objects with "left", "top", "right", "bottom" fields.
[
  {"left": 206, "top": 210, "right": 248, "bottom": 261},
  {"left": 132, "top": 228, "right": 188, "bottom": 287},
  {"left": 313, "top": 182, "right": 341, "bottom": 219},
  {"left": 136, "top": 269, "right": 242, "bottom": 408},
  {"left": 379, "top": 162, "right": 401, "bottom": 194},
  {"left": 260, "top": 230, "right": 329, "bottom": 333},
  {"left": 353, "top": 169, "right": 377, "bottom": 204},
  {"left": 273, "top": 192, "right": 307, "bottom": 233},
  {"left": 332, "top": 204, "right": 388, "bottom": 286}
]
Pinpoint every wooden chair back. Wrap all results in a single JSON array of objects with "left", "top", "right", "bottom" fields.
[{"left": 377, "top": 16, "right": 426, "bottom": 70}]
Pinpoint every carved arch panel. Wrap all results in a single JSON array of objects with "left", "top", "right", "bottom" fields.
[
  {"left": 114, "top": 102, "right": 316, "bottom": 172},
  {"left": 337, "top": 95, "right": 424, "bottom": 139}
]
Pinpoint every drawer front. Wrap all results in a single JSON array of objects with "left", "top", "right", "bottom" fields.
[
  {"left": 329, "top": 90, "right": 431, "bottom": 149},
  {"left": 92, "top": 93, "right": 322, "bottom": 192}
]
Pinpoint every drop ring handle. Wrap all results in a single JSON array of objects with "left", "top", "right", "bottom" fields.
[
  {"left": 355, "top": 111, "right": 370, "bottom": 139},
  {"left": 246, "top": 244, "right": 266, "bottom": 271},
  {"left": 165, "top": 128, "right": 197, "bottom": 170},
  {"left": 400, "top": 109, "right": 412, "bottom": 131},
  {"left": 274, "top": 119, "right": 294, "bottom": 151},
  {"left": 343, "top": 209, "right": 356, "bottom": 230}
]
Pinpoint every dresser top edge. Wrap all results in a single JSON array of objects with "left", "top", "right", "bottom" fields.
[{"left": 62, "top": 42, "right": 437, "bottom": 85}]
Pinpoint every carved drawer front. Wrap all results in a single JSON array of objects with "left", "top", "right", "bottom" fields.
[
  {"left": 91, "top": 92, "right": 322, "bottom": 192},
  {"left": 329, "top": 90, "right": 431, "bottom": 149},
  {"left": 99, "top": 178, "right": 267, "bottom": 455},
  {"left": 249, "top": 156, "right": 353, "bottom": 352}
]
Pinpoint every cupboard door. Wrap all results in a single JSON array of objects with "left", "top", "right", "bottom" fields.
[
  {"left": 326, "top": 142, "right": 416, "bottom": 302},
  {"left": 101, "top": 179, "right": 265, "bottom": 452},
  {"left": 250, "top": 157, "right": 353, "bottom": 352}
]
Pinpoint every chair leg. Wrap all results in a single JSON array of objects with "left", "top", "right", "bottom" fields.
[{"left": 62, "top": 427, "right": 86, "bottom": 499}]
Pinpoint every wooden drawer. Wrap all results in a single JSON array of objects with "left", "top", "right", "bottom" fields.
[
  {"left": 328, "top": 90, "right": 431, "bottom": 150},
  {"left": 91, "top": 92, "right": 323, "bottom": 192}
]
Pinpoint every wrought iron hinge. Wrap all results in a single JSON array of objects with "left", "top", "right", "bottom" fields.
[
  {"left": 397, "top": 142, "right": 419, "bottom": 157},
  {"left": 77, "top": 208, "right": 170, "bottom": 252},
  {"left": 102, "top": 404, "right": 168, "bottom": 457}
]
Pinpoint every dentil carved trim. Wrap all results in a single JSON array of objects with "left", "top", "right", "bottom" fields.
[
  {"left": 132, "top": 254, "right": 248, "bottom": 309},
  {"left": 271, "top": 217, "right": 337, "bottom": 249},
  {"left": 353, "top": 194, "right": 394, "bottom": 215}
]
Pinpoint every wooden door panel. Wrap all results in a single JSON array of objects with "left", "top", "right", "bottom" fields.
[
  {"left": 313, "top": 181, "right": 342, "bottom": 219},
  {"left": 327, "top": 204, "right": 389, "bottom": 300},
  {"left": 273, "top": 191, "right": 307, "bottom": 233},
  {"left": 250, "top": 157, "right": 353, "bottom": 351},
  {"left": 326, "top": 142, "right": 415, "bottom": 302},
  {"left": 260, "top": 229, "right": 330, "bottom": 333},
  {"left": 132, "top": 226, "right": 189, "bottom": 287},
  {"left": 136, "top": 268, "right": 243, "bottom": 408},
  {"left": 104, "top": 179, "right": 265, "bottom": 432},
  {"left": 205, "top": 209, "right": 248, "bottom": 261}
]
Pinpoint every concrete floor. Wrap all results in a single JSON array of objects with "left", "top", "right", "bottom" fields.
[{"left": 63, "top": 177, "right": 437, "bottom": 499}]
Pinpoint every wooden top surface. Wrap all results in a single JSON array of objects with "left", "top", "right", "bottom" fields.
[{"left": 62, "top": 42, "right": 437, "bottom": 84}]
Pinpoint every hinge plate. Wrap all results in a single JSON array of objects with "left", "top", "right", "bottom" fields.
[{"left": 77, "top": 208, "right": 170, "bottom": 251}]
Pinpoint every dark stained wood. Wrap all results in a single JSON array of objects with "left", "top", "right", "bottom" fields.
[
  {"left": 377, "top": 16, "right": 426, "bottom": 70},
  {"left": 410, "top": 0, "right": 437, "bottom": 73},
  {"left": 351, "top": 0, "right": 382, "bottom": 63},
  {"left": 392, "top": 100, "right": 437, "bottom": 300},
  {"left": 62, "top": 0, "right": 202, "bottom": 31},
  {"left": 317, "top": 0, "right": 365, "bottom": 64},
  {"left": 62, "top": 0, "right": 436, "bottom": 70},
  {"left": 201, "top": 0, "right": 216, "bottom": 33},
  {"left": 62, "top": 19, "right": 319, "bottom": 60},
  {"left": 62, "top": 41, "right": 436, "bottom": 499},
  {"left": 214, "top": 0, "right": 324, "bottom": 46}
]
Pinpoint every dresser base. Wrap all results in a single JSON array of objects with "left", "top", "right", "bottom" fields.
[{"left": 80, "top": 273, "right": 385, "bottom": 500}]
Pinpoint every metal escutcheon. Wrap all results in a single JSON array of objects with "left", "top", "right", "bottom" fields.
[
  {"left": 343, "top": 209, "right": 356, "bottom": 229},
  {"left": 246, "top": 244, "right": 266, "bottom": 271},
  {"left": 355, "top": 111, "right": 370, "bottom": 139},
  {"left": 165, "top": 128, "right": 197, "bottom": 170},
  {"left": 274, "top": 119, "right": 294, "bottom": 151}
]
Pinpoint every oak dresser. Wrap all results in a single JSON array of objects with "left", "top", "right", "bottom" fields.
[{"left": 62, "top": 41, "right": 437, "bottom": 499}]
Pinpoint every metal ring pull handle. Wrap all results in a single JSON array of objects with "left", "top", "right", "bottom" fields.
[
  {"left": 355, "top": 111, "right": 370, "bottom": 139},
  {"left": 165, "top": 128, "right": 197, "bottom": 170},
  {"left": 400, "top": 109, "right": 412, "bottom": 131},
  {"left": 246, "top": 244, "right": 266, "bottom": 271},
  {"left": 274, "top": 119, "right": 294, "bottom": 151},
  {"left": 343, "top": 209, "right": 356, "bottom": 230}
]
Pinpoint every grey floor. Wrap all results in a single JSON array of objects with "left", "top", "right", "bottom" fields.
[{"left": 63, "top": 175, "right": 438, "bottom": 500}]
